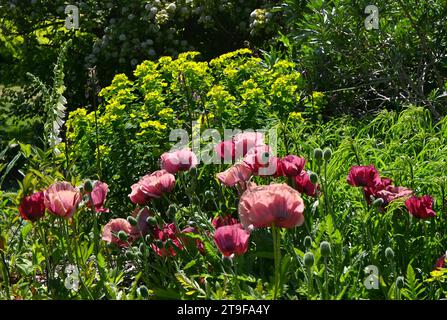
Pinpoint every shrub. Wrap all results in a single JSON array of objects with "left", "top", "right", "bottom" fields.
[
  {"left": 66, "top": 49, "right": 324, "bottom": 213},
  {"left": 0, "top": 0, "right": 281, "bottom": 110},
  {"left": 277, "top": 0, "right": 447, "bottom": 116}
]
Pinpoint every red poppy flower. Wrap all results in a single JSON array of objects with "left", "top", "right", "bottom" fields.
[
  {"left": 405, "top": 195, "right": 436, "bottom": 219},
  {"left": 19, "top": 191, "right": 46, "bottom": 222}
]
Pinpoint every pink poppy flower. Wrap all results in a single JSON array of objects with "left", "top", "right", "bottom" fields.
[
  {"left": 102, "top": 218, "right": 133, "bottom": 248},
  {"left": 233, "top": 131, "right": 265, "bottom": 159},
  {"left": 280, "top": 155, "right": 306, "bottom": 177},
  {"left": 216, "top": 163, "right": 253, "bottom": 187},
  {"left": 243, "top": 145, "right": 280, "bottom": 176},
  {"left": 150, "top": 223, "right": 184, "bottom": 257},
  {"left": 238, "top": 183, "right": 305, "bottom": 229},
  {"left": 160, "top": 148, "right": 198, "bottom": 174},
  {"left": 130, "top": 207, "right": 151, "bottom": 239},
  {"left": 44, "top": 182, "right": 82, "bottom": 219},
  {"left": 405, "top": 195, "right": 436, "bottom": 219},
  {"left": 347, "top": 165, "right": 382, "bottom": 187},
  {"left": 19, "top": 191, "right": 46, "bottom": 222},
  {"left": 89, "top": 181, "right": 109, "bottom": 213},
  {"left": 213, "top": 224, "right": 250, "bottom": 257},
  {"left": 374, "top": 185, "right": 413, "bottom": 205},
  {"left": 212, "top": 215, "right": 239, "bottom": 229},
  {"left": 215, "top": 140, "right": 236, "bottom": 162},
  {"left": 294, "top": 171, "right": 319, "bottom": 197},
  {"left": 129, "top": 170, "right": 176, "bottom": 205}
]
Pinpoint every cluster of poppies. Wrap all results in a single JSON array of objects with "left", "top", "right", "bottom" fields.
[
  {"left": 216, "top": 132, "right": 319, "bottom": 197},
  {"left": 19, "top": 180, "right": 109, "bottom": 222},
  {"left": 346, "top": 165, "right": 436, "bottom": 219},
  {"left": 212, "top": 132, "right": 310, "bottom": 257},
  {"left": 102, "top": 148, "right": 200, "bottom": 256}
]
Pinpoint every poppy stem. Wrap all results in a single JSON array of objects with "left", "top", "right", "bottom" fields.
[
  {"left": 0, "top": 251, "right": 10, "bottom": 300},
  {"left": 272, "top": 225, "right": 281, "bottom": 300},
  {"left": 37, "top": 221, "right": 52, "bottom": 295}
]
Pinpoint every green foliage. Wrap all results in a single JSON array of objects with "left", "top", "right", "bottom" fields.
[
  {"left": 277, "top": 0, "right": 447, "bottom": 116},
  {"left": 66, "top": 49, "right": 322, "bottom": 213},
  {"left": 0, "top": 0, "right": 279, "bottom": 110}
]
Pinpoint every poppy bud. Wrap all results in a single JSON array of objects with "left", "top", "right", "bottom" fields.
[
  {"left": 138, "top": 285, "right": 150, "bottom": 298},
  {"left": 192, "top": 196, "right": 200, "bottom": 206},
  {"left": 145, "top": 234, "right": 152, "bottom": 243},
  {"left": 385, "top": 247, "right": 394, "bottom": 261},
  {"left": 189, "top": 166, "right": 198, "bottom": 176},
  {"left": 167, "top": 204, "right": 177, "bottom": 216},
  {"left": 304, "top": 252, "right": 314, "bottom": 268},
  {"left": 139, "top": 243, "right": 146, "bottom": 255},
  {"left": 154, "top": 239, "right": 164, "bottom": 249},
  {"left": 204, "top": 190, "right": 214, "bottom": 199},
  {"left": 84, "top": 180, "right": 94, "bottom": 193},
  {"left": 313, "top": 148, "right": 323, "bottom": 162},
  {"left": 125, "top": 250, "right": 135, "bottom": 260},
  {"left": 373, "top": 198, "right": 384, "bottom": 208},
  {"left": 303, "top": 236, "right": 312, "bottom": 249},
  {"left": 323, "top": 148, "right": 332, "bottom": 161},
  {"left": 320, "top": 241, "right": 331, "bottom": 257},
  {"left": 396, "top": 276, "right": 405, "bottom": 289},
  {"left": 127, "top": 216, "right": 138, "bottom": 226},
  {"left": 188, "top": 220, "right": 196, "bottom": 227},
  {"left": 146, "top": 216, "right": 157, "bottom": 225},
  {"left": 118, "top": 230, "right": 128, "bottom": 241},
  {"left": 309, "top": 172, "right": 318, "bottom": 185}
]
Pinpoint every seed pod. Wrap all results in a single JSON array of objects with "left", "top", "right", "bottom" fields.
[
  {"left": 146, "top": 216, "right": 157, "bottom": 225},
  {"left": 320, "top": 241, "right": 331, "bottom": 257},
  {"left": 127, "top": 216, "right": 138, "bottom": 226},
  {"left": 304, "top": 252, "right": 314, "bottom": 268},
  {"left": 118, "top": 230, "right": 128, "bottom": 241},
  {"left": 138, "top": 285, "right": 150, "bottom": 298},
  {"left": 323, "top": 148, "right": 332, "bottom": 161},
  {"left": 313, "top": 148, "right": 323, "bottom": 162},
  {"left": 396, "top": 276, "right": 405, "bottom": 289},
  {"left": 303, "top": 236, "right": 312, "bottom": 249},
  {"left": 373, "top": 198, "right": 384, "bottom": 208},
  {"left": 167, "top": 204, "right": 177, "bottom": 216},
  {"left": 204, "top": 190, "right": 214, "bottom": 199},
  {"left": 309, "top": 172, "right": 318, "bottom": 184},
  {"left": 385, "top": 247, "right": 394, "bottom": 261},
  {"left": 84, "top": 180, "right": 94, "bottom": 193},
  {"left": 125, "top": 250, "right": 134, "bottom": 260}
]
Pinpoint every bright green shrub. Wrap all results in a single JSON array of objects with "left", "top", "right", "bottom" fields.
[{"left": 66, "top": 49, "right": 324, "bottom": 213}]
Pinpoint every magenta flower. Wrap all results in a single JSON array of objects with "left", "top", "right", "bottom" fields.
[
  {"left": 160, "top": 148, "right": 198, "bottom": 174},
  {"left": 44, "top": 182, "right": 82, "bottom": 219},
  {"left": 213, "top": 224, "right": 250, "bottom": 257},
  {"left": 294, "top": 171, "right": 319, "bottom": 197},
  {"left": 150, "top": 223, "right": 184, "bottom": 257},
  {"left": 233, "top": 131, "right": 265, "bottom": 159},
  {"left": 347, "top": 165, "right": 382, "bottom": 187},
  {"left": 19, "top": 191, "right": 46, "bottom": 222},
  {"left": 238, "top": 183, "right": 305, "bottom": 229},
  {"left": 212, "top": 215, "right": 239, "bottom": 229},
  {"left": 215, "top": 140, "right": 236, "bottom": 162},
  {"left": 102, "top": 218, "right": 133, "bottom": 248},
  {"left": 405, "top": 195, "right": 436, "bottom": 219},
  {"left": 280, "top": 155, "right": 306, "bottom": 177},
  {"left": 216, "top": 163, "right": 253, "bottom": 187},
  {"left": 129, "top": 170, "right": 176, "bottom": 205},
  {"left": 89, "top": 181, "right": 109, "bottom": 213}
]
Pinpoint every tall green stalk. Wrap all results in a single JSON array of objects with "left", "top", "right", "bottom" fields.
[{"left": 272, "top": 225, "right": 281, "bottom": 300}]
